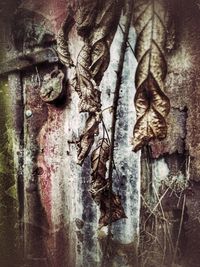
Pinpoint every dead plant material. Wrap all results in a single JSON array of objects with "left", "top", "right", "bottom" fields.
[
  {"left": 132, "top": 0, "right": 170, "bottom": 151},
  {"left": 90, "top": 138, "right": 126, "bottom": 228}
]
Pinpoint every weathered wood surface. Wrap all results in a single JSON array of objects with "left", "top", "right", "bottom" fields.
[
  {"left": 1, "top": 0, "right": 200, "bottom": 267},
  {"left": 18, "top": 16, "right": 139, "bottom": 267}
]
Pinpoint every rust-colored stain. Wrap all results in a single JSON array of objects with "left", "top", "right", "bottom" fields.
[{"left": 37, "top": 105, "right": 65, "bottom": 227}]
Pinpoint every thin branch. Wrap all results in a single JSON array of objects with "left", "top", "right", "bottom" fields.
[
  {"left": 153, "top": 184, "right": 175, "bottom": 253},
  {"left": 108, "top": 0, "right": 133, "bottom": 226},
  {"left": 119, "top": 23, "right": 135, "bottom": 55}
]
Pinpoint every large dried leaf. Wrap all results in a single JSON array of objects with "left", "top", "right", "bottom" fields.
[
  {"left": 90, "top": 40, "right": 110, "bottom": 86},
  {"left": 90, "top": 139, "right": 126, "bottom": 227},
  {"left": 134, "top": 74, "right": 170, "bottom": 119},
  {"left": 133, "top": 0, "right": 170, "bottom": 151},
  {"left": 90, "top": 139, "right": 110, "bottom": 203},
  {"left": 135, "top": 41, "right": 167, "bottom": 90},
  {"left": 91, "top": 138, "right": 110, "bottom": 180},
  {"left": 133, "top": 107, "right": 167, "bottom": 152}
]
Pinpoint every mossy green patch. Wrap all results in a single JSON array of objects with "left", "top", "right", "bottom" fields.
[{"left": 0, "top": 78, "right": 19, "bottom": 265}]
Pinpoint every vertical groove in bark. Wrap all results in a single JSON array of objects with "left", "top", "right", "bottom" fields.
[{"left": 107, "top": 0, "right": 133, "bottom": 228}]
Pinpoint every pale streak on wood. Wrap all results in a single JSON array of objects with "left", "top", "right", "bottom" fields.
[{"left": 8, "top": 72, "right": 24, "bottom": 255}]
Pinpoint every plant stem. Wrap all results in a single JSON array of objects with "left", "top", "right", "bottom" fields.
[
  {"left": 107, "top": 0, "right": 133, "bottom": 232},
  {"left": 101, "top": 1, "right": 133, "bottom": 266}
]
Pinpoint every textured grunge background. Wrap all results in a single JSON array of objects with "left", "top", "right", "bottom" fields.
[{"left": 1, "top": 1, "right": 200, "bottom": 267}]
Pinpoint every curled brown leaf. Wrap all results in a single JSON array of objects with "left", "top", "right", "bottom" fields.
[
  {"left": 57, "top": 13, "right": 75, "bottom": 68},
  {"left": 90, "top": 139, "right": 126, "bottom": 227}
]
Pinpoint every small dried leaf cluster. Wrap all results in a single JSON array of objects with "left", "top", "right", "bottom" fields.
[{"left": 75, "top": 0, "right": 123, "bottom": 165}]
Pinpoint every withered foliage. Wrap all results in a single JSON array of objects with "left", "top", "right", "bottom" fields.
[
  {"left": 90, "top": 139, "right": 126, "bottom": 228},
  {"left": 132, "top": 0, "right": 170, "bottom": 152},
  {"left": 57, "top": 0, "right": 123, "bottom": 164},
  {"left": 74, "top": 0, "right": 123, "bottom": 164},
  {"left": 56, "top": 0, "right": 126, "bottom": 227}
]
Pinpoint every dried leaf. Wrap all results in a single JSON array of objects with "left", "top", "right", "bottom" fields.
[
  {"left": 90, "top": 40, "right": 110, "bottom": 86},
  {"left": 75, "top": 0, "right": 98, "bottom": 37},
  {"left": 90, "top": 138, "right": 110, "bottom": 203},
  {"left": 77, "top": 113, "right": 100, "bottom": 166},
  {"left": 133, "top": 0, "right": 170, "bottom": 151},
  {"left": 90, "top": 139, "right": 126, "bottom": 227},
  {"left": 99, "top": 192, "right": 127, "bottom": 228},
  {"left": 57, "top": 13, "right": 75, "bottom": 68},
  {"left": 75, "top": 44, "right": 102, "bottom": 113}
]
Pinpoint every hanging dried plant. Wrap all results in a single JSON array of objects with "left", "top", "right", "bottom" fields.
[
  {"left": 90, "top": 139, "right": 126, "bottom": 228},
  {"left": 132, "top": 0, "right": 170, "bottom": 152},
  {"left": 74, "top": 0, "right": 123, "bottom": 164},
  {"left": 57, "top": 1, "right": 123, "bottom": 164},
  {"left": 56, "top": 0, "right": 127, "bottom": 229}
]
